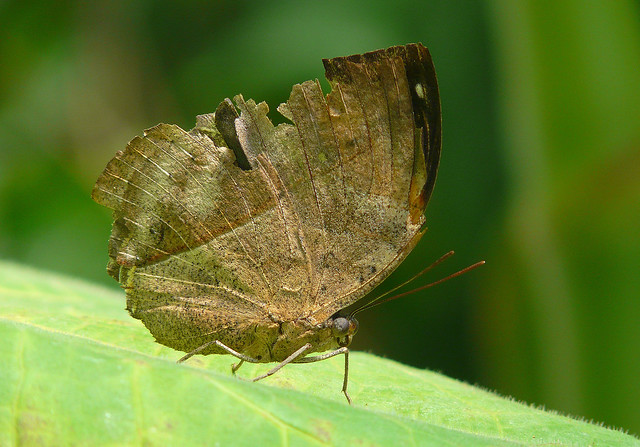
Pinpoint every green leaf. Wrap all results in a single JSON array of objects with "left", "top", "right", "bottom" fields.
[{"left": 0, "top": 261, "right": 636, "bottom": 446}]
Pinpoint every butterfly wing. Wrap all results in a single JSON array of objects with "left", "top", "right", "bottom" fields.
[
  {"left": 92, "top": 43, "right": 440, "bottom": 354},
  {"left": 91, "top": 120, "right": 291, "bottom": 354},
  {"left": 233, "top": 43, "right": 441, "bottom": 322}
]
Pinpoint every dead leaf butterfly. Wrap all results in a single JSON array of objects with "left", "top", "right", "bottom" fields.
[{"left": 93, "top": 43, "right": 445, "bottom": 403}]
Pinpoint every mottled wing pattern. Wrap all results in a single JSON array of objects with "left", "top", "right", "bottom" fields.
[
  {"left": 92, "top": 43, "right": 440, "bottom": 353},
  {"left": 91, "top": 122, "right": 288, "bottom": 353},
  {"left": 234, "top": 43, "right": 441, "bottom": 322}
]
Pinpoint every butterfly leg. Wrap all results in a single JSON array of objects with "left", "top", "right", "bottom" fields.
[
  {"left": 251, "top": 343, "right": 313, "bottom": 382},
  {"left": 177, "top": 340, "right": 259, "bottom": 364},
  {"left": 231, "top": 360, "right": 244, "bottom": 375},
  {"left": 293, "top": 347, "right": 351, "bottom": 404}
]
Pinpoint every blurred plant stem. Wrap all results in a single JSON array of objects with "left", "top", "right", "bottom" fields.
[{"left": 484, "top": 0, "right": 640, "bottom": 432}]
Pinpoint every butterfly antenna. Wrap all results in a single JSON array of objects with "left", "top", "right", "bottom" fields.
[
  {"left": 350, "top": 251, "right": 455, "bottom": 316},
  {"left": 351, "top": 252, "right": 485, "bottom": 317}
]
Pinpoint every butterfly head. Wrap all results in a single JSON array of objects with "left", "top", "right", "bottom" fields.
[{"left": 330, "top": 315, "right": 359, "bottom": 347}]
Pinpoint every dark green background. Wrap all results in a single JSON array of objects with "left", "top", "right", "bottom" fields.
[{"left": 1, "top": 0, "right": 639, "bottom": 436}]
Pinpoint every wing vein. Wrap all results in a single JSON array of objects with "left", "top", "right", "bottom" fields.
[
  {"left": 149, "top": 128, "right": 273, "bottom": 297},
  {"left": 298, "top": 87, "right": 330, "bottom": 304},
  {"left": 133, "top": 272, "right": 268, "bottom": 311}
]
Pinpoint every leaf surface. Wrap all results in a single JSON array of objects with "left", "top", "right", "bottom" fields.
[{"left": 0, "top": 261, "right": 636, "bottom": 446}]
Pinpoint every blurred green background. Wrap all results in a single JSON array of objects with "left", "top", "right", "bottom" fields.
[{"left": 1, "top": 0, "right": 639, "bottom": 435}]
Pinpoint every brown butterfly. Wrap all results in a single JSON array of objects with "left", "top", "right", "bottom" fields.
[{"left": 92, "top": 43, "right": 442, "bottom": 403}]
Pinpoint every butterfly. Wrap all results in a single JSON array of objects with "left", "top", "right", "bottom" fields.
[{"left": 92, "top": 43, "right": 441, "bottom": 404}]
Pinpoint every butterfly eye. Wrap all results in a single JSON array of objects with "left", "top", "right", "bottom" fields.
[{"left": 332, "top": 317, "right": 350, "bottom": 336}]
